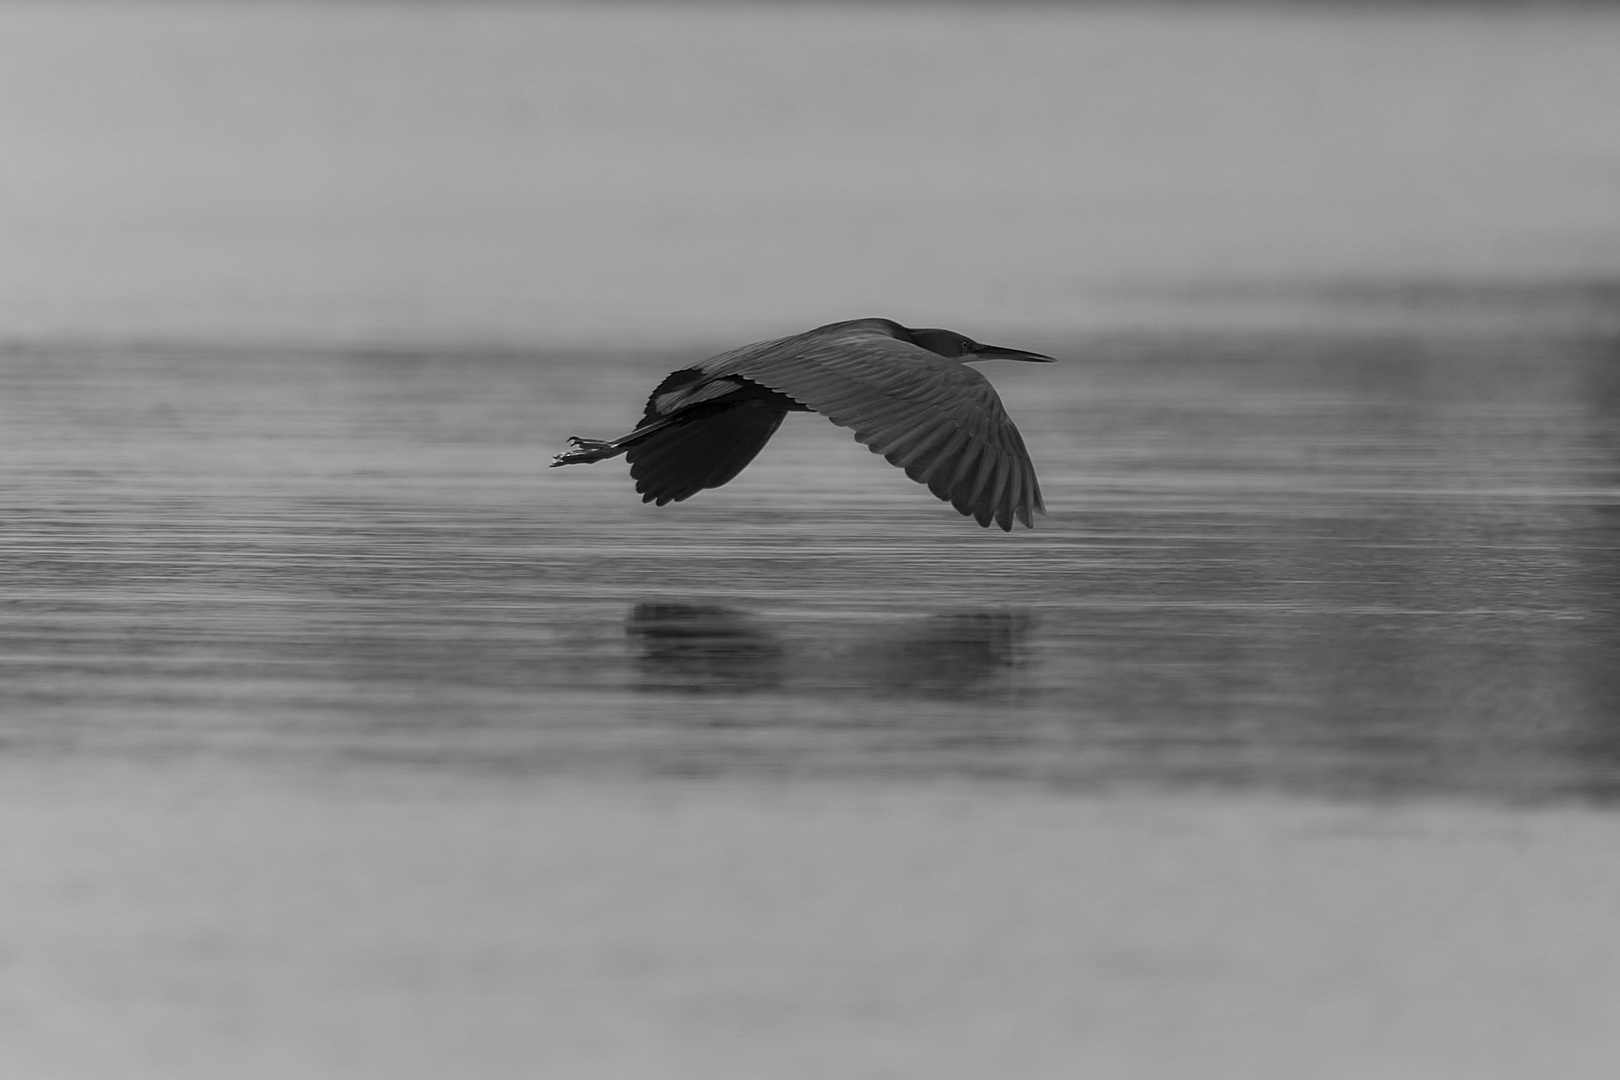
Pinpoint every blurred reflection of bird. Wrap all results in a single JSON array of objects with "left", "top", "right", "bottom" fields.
[
  {"left": 551, "top": 318, "right": 1054, "bottom": 530},
  {"left": 625, "top": 603, "right": 784, "bottom": 696}
]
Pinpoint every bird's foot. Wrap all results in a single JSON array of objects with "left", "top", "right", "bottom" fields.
[{"left": 550, "top": 436, "right": 617, "bottom": 467}]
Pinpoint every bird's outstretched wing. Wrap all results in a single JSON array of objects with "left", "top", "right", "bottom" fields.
[
  {"left": 626, "top": 400, "right": 787, "bottom": 506},
  {"left": 702, "top": 322, "right": 1045, "bottom": 531}
]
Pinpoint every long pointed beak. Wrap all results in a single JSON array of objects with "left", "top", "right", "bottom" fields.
[{"left": 975, "top": 343, "right": 1056, "bottom": 363}]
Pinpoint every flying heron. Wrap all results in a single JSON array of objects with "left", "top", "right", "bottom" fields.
[{"left": 551, "top": 317, "right": 1054, "bottom": 531}]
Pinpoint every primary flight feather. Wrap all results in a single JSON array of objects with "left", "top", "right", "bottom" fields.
[{"left": 551, "top": 317, "right": 1054, "bottom": 531}]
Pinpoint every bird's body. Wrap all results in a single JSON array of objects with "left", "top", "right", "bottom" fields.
[{"left": 551, "top": 318, "right": 1054, "bottom": 531}]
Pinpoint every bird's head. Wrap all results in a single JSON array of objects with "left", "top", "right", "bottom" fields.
[{"left": 907, "top": 327, "right": 1055, "bottom": 363}]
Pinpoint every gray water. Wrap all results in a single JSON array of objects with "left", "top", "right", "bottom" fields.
[
  {"left": 10, "top": 320, "right": 1620, "bottom": 1079},
  {"left": 5, "top": 321, "right": 1616, "bottom": 802}
]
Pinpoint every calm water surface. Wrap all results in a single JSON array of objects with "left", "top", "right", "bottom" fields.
[{"left": 5, "top": 325, "right": 1617, "bottom": 802}]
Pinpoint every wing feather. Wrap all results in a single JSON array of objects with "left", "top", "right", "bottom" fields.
[
  {"left": 989, "top": 455, "right": 1012, "bottom": 532},
  {"left": 890, "top": 417, "right": 956, "bottom": 470},
  {"left": 848, "top": 396, "right": 922, "bottom": 433},
  {"left": 918, "top": 425, "right": 973, "bottom": 487},
  {"left": 1006, "top": 464, "right": 1026, "bottom": 531},
  {"left": 968, "top": 449, "right": 999, "bottom": 527},
  {"left": 626, "top": 401, "right": 786, "bottom": 505},
  {"left": 948, "top": 441, "right": 983, "bottom": 501}
]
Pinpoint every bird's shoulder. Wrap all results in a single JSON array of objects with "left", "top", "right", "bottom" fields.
[
  {"left": 705, "top": 319, "right": 978, "bottom": 388},
  {"left": 690, "top": 323, "right": 1021, "bottom": 459},
  {"left": 634, "top": 331, "right": 797, "bottom": 420},
  {"left": 649, "top": 320, "right": 1001, "bottom": 432}
]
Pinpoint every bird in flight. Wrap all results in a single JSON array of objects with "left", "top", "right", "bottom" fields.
[{"left": 551, "top": 318, "right": 1054, "bottom": 531}]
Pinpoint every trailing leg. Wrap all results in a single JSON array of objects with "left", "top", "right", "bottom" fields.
[
  {"left": 551, "top": 436, "right": 622, "bottom": 467},
  {"left": 550, "top": 417, "right": 675, "bottom": 468}
]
